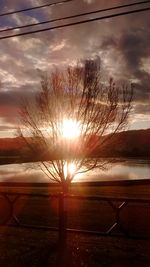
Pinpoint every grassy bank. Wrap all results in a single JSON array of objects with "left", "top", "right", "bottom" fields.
[{"left": 0, "top": 179, "right": 150, "bottom": 199}]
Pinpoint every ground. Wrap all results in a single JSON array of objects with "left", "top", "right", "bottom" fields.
[{"left": 0, "top": 227, "right": 150, "bottom": 267}]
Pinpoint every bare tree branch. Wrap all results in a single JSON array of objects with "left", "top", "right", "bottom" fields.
[{"left": 18, "top": 57, "right": 133, "bottom": 193}]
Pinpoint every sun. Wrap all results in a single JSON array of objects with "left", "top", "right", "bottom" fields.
[{"left": 62, "top": 118, "right": 81, "bottom": 139}]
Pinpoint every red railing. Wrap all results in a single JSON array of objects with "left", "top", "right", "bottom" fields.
[{"left": 0, "top": 191, "right": 150, "bottom": 239}]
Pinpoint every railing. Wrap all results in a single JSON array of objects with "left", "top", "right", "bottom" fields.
[{"left": 0, "top": 191, "right": 150, "bottom": 239}]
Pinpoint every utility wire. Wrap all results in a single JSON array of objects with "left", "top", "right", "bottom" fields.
[
  {"left": 0, "top": 0, "right": 150, "bottom": 34},
  {"left": 0, "top": 0, "right": 72, "bottom": 17},
  {"left": 0, "top": 6, "right": 149, "bottom": 40}
]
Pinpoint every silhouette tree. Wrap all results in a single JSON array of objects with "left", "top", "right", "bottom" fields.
[{"left": 18, "top": 57, "right": 133, "bottom": 193}]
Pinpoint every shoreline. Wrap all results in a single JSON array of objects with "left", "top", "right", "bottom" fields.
[{"left": 0, "top": 178, "right": 150, "bottom": 187}]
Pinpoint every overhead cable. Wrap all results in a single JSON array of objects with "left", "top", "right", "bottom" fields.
[
  {"left": 0, "top": 0, "right": 150, "bottom": 34},
  {"left": 0, "top": 6, "right": 149, "bottom": 40},
  {"left": 0, "top": 0, "right": 72, "bottom": 17}
]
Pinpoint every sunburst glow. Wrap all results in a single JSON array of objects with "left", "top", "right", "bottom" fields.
[{"left": 62, "top": 118, "right": 81, "bottom": 139}]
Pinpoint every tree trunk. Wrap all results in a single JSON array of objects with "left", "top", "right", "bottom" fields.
[
  {"left": 56, "top": 186, "right": 68, "bottom": 267},
  {"left": 62, "top": 180, "right": 69, "bottom": 194}
]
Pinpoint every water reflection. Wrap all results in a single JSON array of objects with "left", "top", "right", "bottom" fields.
[
  {"left": 0, "top": 163, "right": 49, "bottom": 183},
  {"left": 0, "top": 159, "right": 150, "bottom": 183}
]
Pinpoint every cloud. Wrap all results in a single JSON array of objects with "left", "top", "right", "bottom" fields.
[
  {"left": 99, "top": 22, "right": 150, "bottom": 101},
  {"left": 0, "top": 0, "right": 150, "bottom": 135}
]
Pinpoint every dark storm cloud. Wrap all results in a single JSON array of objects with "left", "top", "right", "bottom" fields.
[
  {"left": 100, "top": 26, "right": 150, "bottom": 102},
  {"left": 119, "top": 28, "right": 149, "bottom": 71},
  {"left": 118, "top": 29, "right": 150, "bottom": 103}
]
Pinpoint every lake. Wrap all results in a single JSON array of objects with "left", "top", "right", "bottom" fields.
[{"left": 0, "top": 158, "right": 150, "bottom": 183}]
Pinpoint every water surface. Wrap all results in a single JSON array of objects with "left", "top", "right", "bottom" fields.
[{"left": 0, "top": 158, "right": 150, "bottom": 183}]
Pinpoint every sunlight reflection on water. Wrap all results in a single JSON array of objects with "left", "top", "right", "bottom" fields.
[{"left": 0, "top": 159, "right": 150, "bottom": 183}]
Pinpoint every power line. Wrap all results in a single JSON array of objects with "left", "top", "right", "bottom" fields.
[
  {"left": 0, "top": 0, "right": 150, "bottom": 34},
  {"left": 0, "top": 0, "right": 72, "bottom": 17},
  {"left": 0, "top": 6, "right": 149, "bottom": 40}
]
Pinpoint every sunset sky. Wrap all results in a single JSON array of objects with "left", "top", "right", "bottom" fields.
[{"left": 0, "top": 0, "right": 150, "bottom": 138}]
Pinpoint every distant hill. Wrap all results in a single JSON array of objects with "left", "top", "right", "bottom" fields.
[
  {"left": 0, "top": 137, "right": 25, "bottom": 151},
  {"left": 0, "top": 129, "right": 150, "bottom": 162},
  {"left": 95, "top": 128, "right": 150, "bottom": 157}
]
